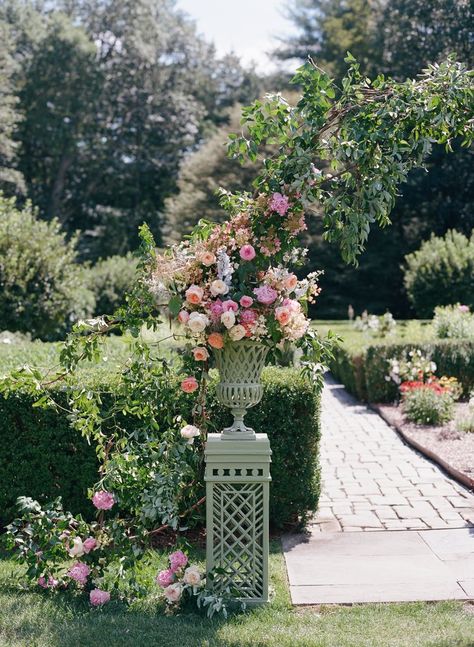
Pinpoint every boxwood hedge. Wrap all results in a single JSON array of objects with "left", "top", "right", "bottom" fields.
[{"left": 0, "top": 367, "right": 321, "bottom": 529}]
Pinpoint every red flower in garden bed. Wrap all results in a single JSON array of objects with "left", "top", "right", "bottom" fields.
[{"left": 400, "top": 380, "right": 448, "bottom": 395}]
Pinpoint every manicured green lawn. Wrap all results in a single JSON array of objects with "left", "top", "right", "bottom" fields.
[{"left": 1, "top": 544, "right": 473, "bottom": 647}]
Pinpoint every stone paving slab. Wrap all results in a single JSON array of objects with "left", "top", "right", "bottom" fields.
[
  {"left": 313, "top": 376, "right": 474, "bottom": 532},
  {"left": 283, "top": 529, "right": 473, "bottom": 604}
]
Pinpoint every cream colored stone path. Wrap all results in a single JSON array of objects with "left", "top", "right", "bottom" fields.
[{"left": 283, "top": 375, "right": 474, "bottom": 604}]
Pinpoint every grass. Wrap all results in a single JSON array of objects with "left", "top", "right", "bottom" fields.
[
  {"left": 313, "top": 319, "right": 435, "bottom": 354},
  {"left": 1, "top": 544, "right": 473, "bottom": 647}
]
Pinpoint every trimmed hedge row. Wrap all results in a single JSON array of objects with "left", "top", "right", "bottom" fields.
[
  {"left": 0, "top": 367, "right": 321, "bottom": 529},
  {"left": 330, "top": 339, "right": 474, "bottom": 403}
]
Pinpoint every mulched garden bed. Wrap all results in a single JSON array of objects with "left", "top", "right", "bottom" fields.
[{"left": 374, "top": 402, "right": 474, "bottom": 489}]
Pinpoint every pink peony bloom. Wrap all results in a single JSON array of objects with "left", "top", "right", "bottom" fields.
[
  {"left": 169, "top": 550, "right": 188, "bottom": 572},
  {"left": 239, "top": 244, "right": 256, "bottom": 261},
  {"left": 178, "top": 310, "right": 190, "bottom": 324},
  {"left": 208, "top": 299, "right": 224, "bottom": 322},
  {"left": 222, "top": 299, "right": 239, "bottom": 313},
  {"left": 239, "top": 309, "right": 258, "bottom": 325},
  {"left": 181, "top": 376, "right": 199, "bottom": 393},
  {"left": 92, "top": 490, "right": 115, "bottom": 510},
  {"left": 239, "top": 295, "right": 253, "bottom": 308},
  {"left": 83, "top": 537, "right": 97, "bottom": 553},
  {"left": 67, "top": 562, "right": 90, "bottom": 585},
  {"left": 38, "top": 576, "right": 47, "bottom": 588},
  {"left": 269, "top": 192, "right": 290, "bottom": 216},
  {"left": 254, "top": 285, "right": 278, "bottom": 305},
  {"left": 163, "top": 583, "right": 182, "bottom": 603},
  {"left": 90, "top": 588, "right": 111, "bottom": 606},
  {"left": 156, "top": 568, "right": 175, "bottom": 588}
]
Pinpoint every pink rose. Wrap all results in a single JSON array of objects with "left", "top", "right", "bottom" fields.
[
  {"left": 239, "top": 244, "right": 256, "bottom": 261},
  {"left": 192, "top": 347, "right": 209, "bottom": 361},
  {"left": 92, "top": 490, "right": 115, "bottom": 510},
  {"left": 239, "top": 309, "right": 258, "bottom": 325},
  {"left": 181, "top": 376, "right": 199, "bottom": 393},
  {"left": 90, "top": 588, "right": 111, "bottom": 606},
  {"left": 275, "top": 306, "right": 291, "bottom": 326},
  {"left": 282, "top": 298, "right": 301, "bottom": 313},
  {"left": 284, "top": 274, "right": 298, "bottom": 291},
  {"left": 198, "top": 251, "right": 216, "bottom": 266},
  {"left": 67, "top": 562, "right": 90, "bottom": 585},
  {"left": 163, "top": 583, "right": 182, "bottom": 603},
  {"left": 269, "top": 192, "right": 290, "bottom": 216},
  {"left": 83, "top": 537, "right": 97, "bottom": 554},
  {"left": 254, "top": 285, "right": 278, "bottom": 305},
  {"left": 239, "top": 296, "right": 253, "bottom": 308},
  {"left": 156, "top": 568, "right": 175, "bottom": 588},
  {"left": 222, "top": 299, "right": 238, "bottom": 313},
  {"left": 169, "top": 550, "right": 188, "bottom": 572},
  {"left": 178, "top": 310, "right": 190, "bottom": 324},
  {"left": 185, "top": 285, "right": 204, "bottom": 305}
]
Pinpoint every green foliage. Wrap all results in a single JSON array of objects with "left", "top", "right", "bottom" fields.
[
  {"left": 0, "top": 366, "right": 320, "bottom": 529},
  {"left": 433, "top": 304, "right": 474, "bottom": 339},
  {"left": 403, "top": 387, "right": 455, "bottom": 425},
  {"left": 0, "top": 195, "right": 95, "bottom": 340},
  {"left": 404, "top": 231, "right": 474, "bottom": 317},
  {"left": 229, "top": 57, "right": 474, "bottom": 265},
  {"left": 88, "top": 254, "right": 138, "bottom": 315}
]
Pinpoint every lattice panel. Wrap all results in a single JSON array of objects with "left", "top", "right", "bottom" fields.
[{"left": 210, "top": 482, "right": 264, "bottom": 599}]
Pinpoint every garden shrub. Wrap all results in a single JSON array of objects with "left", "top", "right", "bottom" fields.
[
  {"left": 88, "top": 254, "right": 138, "bottom": 315},
  {"left": 403, "top": 230, "right": 474, "bottom": 317},
  {"left": 403, "top": 387, "right": 455, "bottom": 425},
  {"left": 0, "top": 367, "right": 320, "bottom": 529},
  {"left": 330, "top": 340, "right": 474, "bottom": 403},
  {"left": 433, "top": 304, "right": 474, "bottom": 339},
  {"left": 0, "top": 195, "right": 95, "bottom": 340}
]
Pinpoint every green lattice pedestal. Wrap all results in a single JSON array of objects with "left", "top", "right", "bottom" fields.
[{"left": 205, "top": 434, "right": 272, "bottom": 604}]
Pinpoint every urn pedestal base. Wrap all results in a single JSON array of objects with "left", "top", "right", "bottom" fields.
[{"left": 204, "top": 433, "right": 272, "bottom": 605}]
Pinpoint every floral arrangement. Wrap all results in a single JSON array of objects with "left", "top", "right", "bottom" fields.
[{"left": 151, "top": 190, "right": 322, "bottom": 382}]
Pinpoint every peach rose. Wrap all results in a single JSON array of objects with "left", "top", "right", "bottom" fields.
[
  {"left": 208, "top": 332, "right": 224, "bottom": 349},
  {"left": 275, "top": 306, "right": 291, "bottom": 326},
  {"left": 284, "top": 274, "right": 298, "bottom": 291},
  {"left": 181, "top": 376, "right": 199, "bottom": 393},
  {"left": 199, "top": 251, "right": 216, "bottom": 266},
  {"left": 192, "top": 346, "right": 209, "bottom": 361},
  {"left": 185, "top": 285, "right": 204, "bottom": 305}
]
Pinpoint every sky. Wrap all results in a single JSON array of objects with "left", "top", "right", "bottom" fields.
[{"left": 175, "top": 0, "right": 294, "bottom": 71}]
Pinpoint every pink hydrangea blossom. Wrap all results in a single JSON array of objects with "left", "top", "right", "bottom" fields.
[
  {"left": 253, "top": 285, "right": 278, "bottom": 305},
  {"left": 269, "top": 192, "right": 290, "bottom": 216},
  {"left": 208, "top": 299, "right": 224, "bottom": 322},
  {"left": 239, "top": 309, "right": 258, "bottom": 325},
  {"left": 239, "top": 296, "right": 253, "bottom": 308},
  {"left": 92, "top": 490, "right": 115, "bottom": 510},
  {"left": 83, "top": 537, "right": 97, "bottom": 553},
  {"left": 156, "top": 568, "right": 175, "bottom": 588},
  {"left": 222, "top": 299, "right": 239, "bottom": 313},
  {"left": 67, "top": 562, "right": 90, "bottom": 585},
  {"left": 169, "top": 550, "right": 188, "bottom": 572},
  {"left": 90, "top": 588, "right": 111, "bottom": 606},
  {"left": 239, "top": 244, "right": 256, "bottom": 261}
]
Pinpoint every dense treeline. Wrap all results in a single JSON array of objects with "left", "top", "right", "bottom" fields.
[{"left": 0, "top": 0, "right": 472, "bottom": 323}]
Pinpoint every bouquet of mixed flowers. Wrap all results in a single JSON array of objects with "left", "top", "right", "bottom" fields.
[{"left": 151, "top": 191, "right": 321, "bottom": 365}]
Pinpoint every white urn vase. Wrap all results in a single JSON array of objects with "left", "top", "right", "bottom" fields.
[{"left": 214, "top": 340, "right": 269, "bottom": 440}]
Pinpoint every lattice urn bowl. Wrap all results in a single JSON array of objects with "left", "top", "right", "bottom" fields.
[{"left": 214, "top": 340, "right": 269, "bottom": 440}]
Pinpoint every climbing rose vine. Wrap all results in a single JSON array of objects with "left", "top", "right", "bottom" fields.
[{"left": 1, "top": 55, "right": 472, "bottom": 614}]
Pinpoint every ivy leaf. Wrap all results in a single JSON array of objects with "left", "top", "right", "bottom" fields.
[{"left": 168, "top": 295, "right": 182, "bottom": 317}]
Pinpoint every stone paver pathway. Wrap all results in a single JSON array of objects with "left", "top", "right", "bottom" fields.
[
  {"left": 314, "top": 376, "right": 474, "bottom": 532},
  {"left": 283, "top": 375, "right": 474, "bottom": 604}
]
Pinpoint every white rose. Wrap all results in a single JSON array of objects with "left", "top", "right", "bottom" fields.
[
  {"left": 228, "top": 324, "right": 246, "bottom": 341},
  {"left": 180, "top": 424, "right": 200, "bottom": 444},
  {"left": 210, "top": 279, "right": 229, "bottom": 297},
  {"left": 221, "top": 310, "right": 236, "bottom": 329},
  {"left": 163, "top": 583, "right": 182, "bottom": 603},
  {"left": 68, "top": 537, "right": 84, "bottom": 558},
  {"left": 183, "top": 565, "right": 201, "bottom": 586},
  {"left": 187, "top": 312, "right": 209, "bottom": 334}
]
